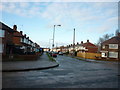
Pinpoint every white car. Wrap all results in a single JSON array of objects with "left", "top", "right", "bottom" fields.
[{"left": 59, "top": 52, "right": 63, "bottom": 55}]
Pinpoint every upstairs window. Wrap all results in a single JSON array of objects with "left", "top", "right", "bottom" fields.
[
  {"left": 0, "top": 29, "right": 5, "bottom": 37},
  {"left": 102, "top": 45, "right": 105, "bottom": 49},
  {"left": 20, "top": 38, "right": 24, "bottom": 43},
  {"left": 109, "top": 44, "right": 118, "bottom": 49},
  {"left": 0, "top": 44, "right": 4, "bottom": 53}
]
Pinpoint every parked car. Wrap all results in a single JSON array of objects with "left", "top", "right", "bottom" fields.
[
  {"left": 52, "top": 52, "right": 57, "bottom": 57},
  {"left": 59, "top": 52, "right": 63, "bottom": 55},
  {"left": 49, "top": 51, "right": 57, "bottom": 57}
]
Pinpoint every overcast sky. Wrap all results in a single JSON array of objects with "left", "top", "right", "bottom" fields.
[{"left": 0, "top": 0, "right": 118, "bottom": 48}]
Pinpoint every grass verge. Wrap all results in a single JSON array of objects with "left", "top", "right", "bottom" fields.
[{"left": 46, "top": 53, "right": 56, "bottom": 62}]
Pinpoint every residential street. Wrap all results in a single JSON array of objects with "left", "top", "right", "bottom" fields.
[{"left": 2, "top": 54, "right": 119, "bottom": 88}]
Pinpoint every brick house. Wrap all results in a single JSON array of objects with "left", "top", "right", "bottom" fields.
[
  {"left": 76, "top": 40, "right": 100, "bottom": 59},
  {"left": 82, "top": 40, "right": 98, "bottom": 53},
  {"left": 0, "top": 22, "right": 14, "bottom": 56},
  {"left": 12, "top": 25, "right": 24, "bottom": 54},
  {"left": 74, "top": 40, "right": 98, "bottom": 53},
  {"left": 12, "top": 25, "right": 40, "bottom": 55},
  {"left": 100, "top": 33, "right": 120, "bottom": 60},
  {"left": 74, "top": 41, "right": 84, "bottom": 52}
]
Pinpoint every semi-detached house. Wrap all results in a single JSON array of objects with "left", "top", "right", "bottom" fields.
[
  {"left": 101, "top": 33, "right": 120, "bottom": 60},
  {"left": 0, "top": 22, "right": 41, "bottom": 60},
  {"left": 0, "top": 22, "right": 14, "bottom": 56}
]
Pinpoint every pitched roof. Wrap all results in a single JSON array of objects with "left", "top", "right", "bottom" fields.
[
  {"left": 0, "top": 22, "right": 14, "bottom": 32},
  {"left": 14, "top": 31, "right": 23, "bottom": 37},
  {"left": 102, "top": 36, "right": 120, "bottom": 45},
  {"left": 82, "top": 42, "right": 97, "bottom": 48}
]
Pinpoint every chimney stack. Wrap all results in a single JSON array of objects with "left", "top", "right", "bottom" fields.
[
  {"left": 24, "top": 34, "right": 26, "bottom": 38},
  {"left": 13, "top": 25, "right": 17, "bottom": 31},
  {"left": 87, "top": 40, "right": 89, "bottom": 42},
  {"left": 81, "top": 41, "right": 83, "bottom": 44},
  {"left": 27, "top": 37, "right": 29, "bottom": 39},
  {"left": 20, "top": 31, "right": 23, "bottom": 35}
]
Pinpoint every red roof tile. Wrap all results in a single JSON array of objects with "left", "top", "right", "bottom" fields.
[
  {"left": 82, "top": 42, "right": 97, "bottom": 48},
  {"left": 102, "top": 36, "right": 120, "bottom": 45}
]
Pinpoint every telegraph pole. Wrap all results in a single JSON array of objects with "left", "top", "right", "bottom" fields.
[{"left": 73, "top": 28, "right": 75, "bottom": 56}]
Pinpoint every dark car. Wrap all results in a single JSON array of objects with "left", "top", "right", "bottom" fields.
[
  {"left": 49, "top": 52, "right": 57, "bottom": 58},
  {"left": 52, "top": 53, "right": 57, "bottom": 57},
  {"left": 52, "top": 52, "right": 57, "bottom": 57}
]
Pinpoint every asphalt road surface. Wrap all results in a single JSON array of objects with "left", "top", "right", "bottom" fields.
[{"left": 2, "top": 55, "right": 119, "bottom": 88}]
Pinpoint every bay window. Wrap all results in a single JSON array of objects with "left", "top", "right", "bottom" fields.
[{"left": 109, "top": 52, "right": 118, "bottom": 58}]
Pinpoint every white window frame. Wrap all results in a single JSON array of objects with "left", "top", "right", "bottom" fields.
[
  {"left": 0, "top": 44, "right": 4, "bottom": 53},
  {"left": 102, "top": 45, "right": 105, "bottom": 49},
  {"left": 0, "top": 29, "right": 5, "bottom": 37},
  {"left": 109, "top": 44, "right": 118, "bottom": 49},
  {"left": 101, "top": 52, "right": 107, "bottom": 57},
  {"left": 109, "top": 52, "right": 118, "bottom": 58}
]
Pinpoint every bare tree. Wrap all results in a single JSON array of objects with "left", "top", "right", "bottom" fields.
[
  {"left": 115, "top": 29, "right": 120, "bottom": 36},
  {"left": 97, "top": 33, "right": 113, "bottom": 46}
]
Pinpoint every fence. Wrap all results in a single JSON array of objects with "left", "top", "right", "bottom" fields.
[{"left": 77, "top": 52, "right": 101, "bottom": 59}]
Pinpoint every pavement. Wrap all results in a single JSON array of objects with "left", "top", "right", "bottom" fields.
[
  {"left": 2, "top": 53, "right": 59, "bottom": 72},
  {"left": 66, "top": 55, "right": 119, "bottom": 64}
]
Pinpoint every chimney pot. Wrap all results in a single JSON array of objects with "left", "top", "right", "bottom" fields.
[
  {"left": 87, "top": 40, "right": 89, "bottom": 42},
  {"left": 13, "top": 25, "right": 17, "bottom": 31},
  {"left": 20, "top": 31, "right": 23, "bottom": 35},
  {"left": 24, "top": 34, "right": 26, "bottom": 37}
]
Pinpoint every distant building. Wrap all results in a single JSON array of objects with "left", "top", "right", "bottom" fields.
[
  {"left": 43, "top": 48, "right": 50, "bottom": 52},
  {"left": 81, "top": 40, "right": 98, "bottom": 53},
  {"left": 76, "top": 40, "right": 100, "bottom": 59},
  {"left": 74, "top": 40, "right": 98, "bottom": 53},
  {"left": 100, "top": 33, "right": 120, "bottom": 60}
]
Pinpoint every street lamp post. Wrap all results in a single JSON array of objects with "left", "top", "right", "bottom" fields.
[{"left": 52, "top": 25, "right": 61, "bottom": 51}]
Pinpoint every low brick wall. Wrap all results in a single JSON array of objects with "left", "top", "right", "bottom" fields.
[
  {"left": 77, "top": 52, "right": 101, "bottom": 59},
  {"left": 14, "top": 55, "right": 39, "bottom": 60},
  {"left": 2, "top": 54, "right": 40, "bottom": 61}
]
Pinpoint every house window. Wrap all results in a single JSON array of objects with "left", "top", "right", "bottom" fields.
[
  {"left": 24, "top": 38, "right": 26, "bottom": 43},
  {"left": 20, "top": 38, "right": 23, "bottom": 43},
  {"left": 0, "top": 29, "right": 5, "bottom": 37},
  {"left": 0, "top": 44, "right": 4, "bottom": 53},
  {"left": 102, "top": 45, "right": 105, "bottom": 49},
  {"left": 109, "top": 44, "right": 118, "bottom": 49},
  {"left": 109, "top": 52, "right": 118, "bottom": 58}
]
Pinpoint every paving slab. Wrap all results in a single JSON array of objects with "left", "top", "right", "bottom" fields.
[{"left": 2, "top": 53, "right": 59, "bottom": 72}]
